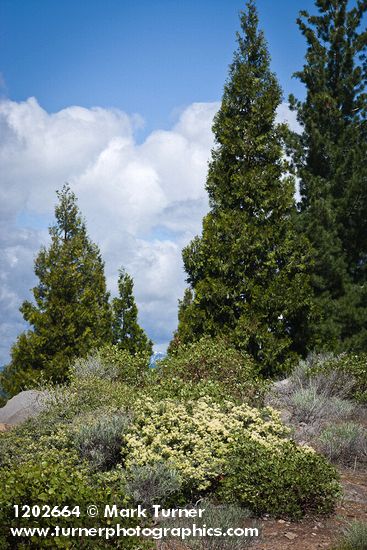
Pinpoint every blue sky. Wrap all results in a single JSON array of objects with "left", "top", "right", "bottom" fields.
[
  {"left": 0, "top": 0, "right": 327, "bottom": 365},
  {"left": 0, "top": 0, "right": 315, "bottom": 135}
]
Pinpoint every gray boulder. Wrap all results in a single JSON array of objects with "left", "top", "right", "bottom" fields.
[{"left": 0, "top": 390, "right": 47, "bottom": 425}]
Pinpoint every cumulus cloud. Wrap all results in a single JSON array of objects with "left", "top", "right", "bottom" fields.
[
  {"left": 0, "top": 97, "right": 220, "bottom": 364},
  {"left": 0, "top": 97, "right": 300, "bottom": 366}
]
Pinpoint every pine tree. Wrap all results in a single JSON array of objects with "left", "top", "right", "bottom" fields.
[
  {"left": 112, "top": 268, "right": 153, "bottom": 355},
  {"left": 288, "top": 0, "right": 367, "bottom": 351},
  {"left": 173, "top": 1, "right": 312, "bottom": 375},
  {"left": 1, "top": 185, "right": 112, "bottom": 395}
]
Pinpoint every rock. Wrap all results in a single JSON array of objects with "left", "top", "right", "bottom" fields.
[
  {"left": 0, "top": 390, "right": 47, "bottom": 425},
  {"left": 278, "top": 519, "right": 286, "bottom": 524},
  {"left": 284, "top": 532, "right": 298, "bottom": 540},
  {"left": 0, "top": 423, "right": 11, "bottom": 432}
]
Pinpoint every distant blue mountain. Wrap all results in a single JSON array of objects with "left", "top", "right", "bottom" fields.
[{"left": 149, "top": 351, "right": 166, "bottom": 368}]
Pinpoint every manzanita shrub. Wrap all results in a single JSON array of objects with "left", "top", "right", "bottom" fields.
[
  {"left": 219, "top": 434, "right": 341, "bottom": 518},
  {"left": 157, "top": 336, "right": 267, "bottom": 404},
  {"left": 0, "top": 449, "right": 145, "bottom": 549}
]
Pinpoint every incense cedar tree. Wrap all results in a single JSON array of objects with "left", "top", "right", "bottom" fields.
[
  {"left": 112, "top": 268, "right": 153, "bottom": 355},
  {"left": 173, "top": 1, "right": 312, "bottom": 375},
  {"left": 1, "top": 185, "right": 112, "bottom": 395}
]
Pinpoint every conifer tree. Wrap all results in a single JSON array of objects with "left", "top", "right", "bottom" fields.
[
  {"left": 112, "top": 268, "right": 153, "bottom": 355},
  {"left": 173, "top": 1, "right": 312, "bottom": 375},
  {"left": 1, "top": 185, "right": 112, "bottom": 395},
  {"left": 288, "top": 0, "right": 367, "bottom": 351}
]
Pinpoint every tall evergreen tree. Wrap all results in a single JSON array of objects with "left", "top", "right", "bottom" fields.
[
  {"left": 173, "top": 1, "right": 312, "bottom": 375},
  {"left": 1, "top": 185, "right": 112, "bottom": 396},
  {"left": 112, "top": 268, "right": 153, "bottom": 355},
  {"left": 288, "top": 0, "right": 367, "bottom": 351}
]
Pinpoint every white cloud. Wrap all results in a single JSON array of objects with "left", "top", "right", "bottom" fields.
[
  {"left": 0, "top": 97, "right": 220, "bottom": 364},
  {"left": 0, "top": 97, "right": 300, "bottom": 366}
]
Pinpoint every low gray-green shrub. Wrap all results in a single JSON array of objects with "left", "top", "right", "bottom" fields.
[
  {"left": 291, "top": 356, "right": 356, "bottom": 399},
  {"left": 157, "top": 499, "right": 257, "bottom": 549},
  {"left": 70, "top": 346, "right": 151, "bottom": 388},
  {"left": 333, "top": 520, "right": 367, "bottom": 550},
  {"left": 71, "top": 351, "right": 120, "bottom": 381},
  {"left": 125, "top": 463, "right": 182, "bottom": 508},
  {"left": 317, "top": 422, "right": 367, "bottom": 465},
  {"left": 72, "top": 410, "right": 131, "bottom": 471},
  {"left": 290, "top": 388, "right": 355, "bottom": 424},
  {"left": 306, "top": 353, "right": 367, "bottom": 404},
  {"left": 39, "top": 376, "right": 134, "bottom": 429}
]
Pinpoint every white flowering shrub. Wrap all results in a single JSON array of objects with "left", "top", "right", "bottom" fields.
[
  {"left": 124, "top": 396, "right": 340, "bottom": 517},
  {"left": 124, "top": 396, "right": 289, "bottom": 493}
]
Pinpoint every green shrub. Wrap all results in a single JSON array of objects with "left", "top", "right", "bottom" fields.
[
  {"left": 0, "top": 421, "right": 71, "bottom": 470},
  {"left": 0, "top": 394, "right": 7, "bottom": 408},
  {"left": 124, "top": 395, "right": 304, "bottom": 500},
  {"left": 72, "top": 410, "right": 131, "bottom": 471},
  {"left": 97, "top": 345, "right": 151, "bottom": 388},
  {"left": 333, "top": 520, "right": 367, "bottom": 550},
  {"left": 0, "top": 449, "right": 140, "bottom": 549},
  {"left": 146, "top": 373, "right": 236, "bottom": 404},
  {"left": 125, "top": 463, "right": 182, "bottom": 509},
  {"left": 219, "top": 434, "right": 340, "bottom": 518},
  {"left": 0, "top": 378, "right": 134, "bottom": 470},
  {"left": 159, "top": 337, "right": 266, "bottom": 404},
  {"left": 317, "top": 422, "right": 367, "bottom": 465}
]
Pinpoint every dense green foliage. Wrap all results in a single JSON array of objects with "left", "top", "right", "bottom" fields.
[
  {"left": 219, "top": 433, "right": 340, "bottom": 518},
  {"left": 159, "top": 336, "right": 265, "bottom": 404},
  {"left": 98, "top": 345, "right": 151, "bottom": 388},
  {"left": 2, "top": 2, "right": 366, "bottom": 544},
  {"left": 173, "top": 1, "right": 312, "bottom": 375},
  {"left": 1, "top": 186, "right": 112, "bottom": 396},
  {"left": 288, "top": 0, "right": 367, "bottom": 352},
  {"left": 112, "top": 269, "right": 152, "bottom": 355},
  {"left": 0, "top": 449, "right": 143, "bottom": 549}
]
